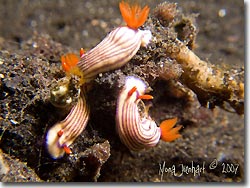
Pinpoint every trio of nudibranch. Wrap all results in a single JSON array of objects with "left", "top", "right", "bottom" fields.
[{"left": 46, "top": 1, "right": 182, "bottom": 159}]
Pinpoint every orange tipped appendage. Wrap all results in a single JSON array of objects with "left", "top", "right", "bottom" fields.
[
  {"left": 80, "top": 48, "right": 85, "bottom": 57},
  {"left": 128, "top": 86, "right": 137, "bottom": 97},
  {"left": 160, "top": 117, "right": 182, "bottom": 142},
  {"left": 127, "top": 86, "right": 153, "bottom": 100},
  {"left": 61, "top": 53, "right": 80, "bottom": 72},
  {"left": 138, "top": 94, "right": 153, "bottom": 100},
  {"left": 57, "top": 130, "right": 63, "bottom": 137},
  {"left": 63, "top": 145, "right": 72, "bottom": 155},
  {"left": 119, "top": 1, "right": 150, "bottom": 30}
]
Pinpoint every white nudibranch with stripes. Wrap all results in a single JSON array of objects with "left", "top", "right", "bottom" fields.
[
  {"left": 61, "top": 1, "right": 152, "bottom": 84},
  {"left": 116, "top": 76, "right": 182, "bottom": 151},
  {"left": 76, "top": 26, "right": 152, "bottom": 82},
  {"left": 46, "top": 89, "right": 90, "bottom": 159}
]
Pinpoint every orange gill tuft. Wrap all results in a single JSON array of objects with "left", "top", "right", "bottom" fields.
[
  {"left": 160, "top": 117, "right": 182, "bottom": 142},
  {"left": 61, "top": 53, "right": 80, "bottom": 72},
  {"left": 119, "top": 1, "right": 150, "bottom": 30}
]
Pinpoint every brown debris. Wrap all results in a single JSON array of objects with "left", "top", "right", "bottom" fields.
[
  {"left": 0, "top": 149, "right": 42, "bottom": 182},
  {"left": 166, "top": 40, "right": 244, "bottom": 114},
  {"left": 80, "top": 140, "right": 111, "bottom": 182},
  {"left": 153, "top": 2, "right": 177, "bottom": 26}
]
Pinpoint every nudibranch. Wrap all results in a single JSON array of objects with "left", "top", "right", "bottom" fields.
[
  {"left": 116, "top": 76, "right": 182, "bottom": 150},
  {"left": 61, "top": 1, "right": 152, "bottom": 84},
  {"left": 46, "top": 88, "right": 90, "bottom": 159}
]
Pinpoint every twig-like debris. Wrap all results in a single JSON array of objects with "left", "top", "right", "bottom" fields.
[
  {"left": 167, "top": 40, "right": 244, "bottom": 114},
  {"left": 150, "top": 2, "right": 244, "bottom": 114}
]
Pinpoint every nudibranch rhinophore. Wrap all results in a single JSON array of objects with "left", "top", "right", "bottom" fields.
[
  {"left": 116, "top": 76, "right": 182, "bottom": 150},
  {"left": 61, "top": 1, "right": 152, "bottom": 84},
  {"left": 46, "top": 88, "right": 90, "bottom": 159}
]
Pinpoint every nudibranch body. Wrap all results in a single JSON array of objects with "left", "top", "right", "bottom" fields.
[
  {"left": 46, "top": 89, "right": 90, "bottom": 159},
  {"left": 116, "top": 76, "right": 182, "bottom": 151},
  {"left": 62, "top": 1, "right": 152, "bottom": 84}
]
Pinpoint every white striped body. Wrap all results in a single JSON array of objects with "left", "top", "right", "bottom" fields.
[
  {"left": 77, "top": 26, "right": 152, "bottom": 82},
  {"left": 46, "top": 91, "right": 90, "bottom": 159},
  {"left": 116, "top": 76, "right": 161, "bottom": 151}
]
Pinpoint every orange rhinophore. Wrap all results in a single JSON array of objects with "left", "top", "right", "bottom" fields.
[
  {"left": 63, "top": 145, "right": 72, "bottom": 155},
  {"left": 160, "top": 117, "right": 182, "bottom": 142},
  {"left": 138, "top": 94, "right": 153, "bottom": 100},
  {"left": 119, "top": 1, "right": 150, "bottom": 30},
  {"left": 80, "top": 48, "right": 85, "bottom": 57},
  {"left": 57, "top": 130, "right": 63, "bottom": 137},
  {"left": 61, "top": 53, "right": 79, "bottom": 72},
  {"left": 128, "top": 86, "right": 137, "bottom": 97}
]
